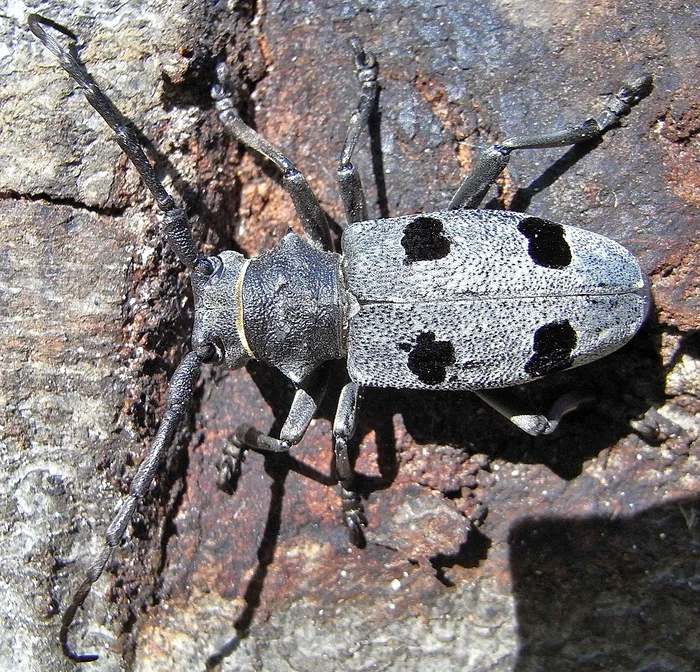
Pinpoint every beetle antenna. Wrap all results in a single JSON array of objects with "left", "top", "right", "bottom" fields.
[
  {"left": 27, "top": 14, "right": 212, "bottom": 276},
  {"left": 58, "top": 345, "right": 212, "bottom": 662}
]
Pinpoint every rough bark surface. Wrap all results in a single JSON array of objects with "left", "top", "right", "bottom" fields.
[{"left": 1, "top": 1, "right": 698, "bottom": 671}]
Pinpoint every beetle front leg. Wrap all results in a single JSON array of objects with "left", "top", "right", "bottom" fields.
[
  {"left": 448, "top": 73, "right": 652, "bottom": 210},
  {"left": 212, "top": 66, "right": 332, "bottom": 251},
  {"left": 333, "top": 382, "right": 367, "bottom": 547},
  {"left": 236, "top": 381, "right": 323, "bottom": 452},
  {"left": 474, "top": 389, "right": 591, "bottom": 436},
  {"left": 218, "top": 368, "right": 330, "bottom": 490}
]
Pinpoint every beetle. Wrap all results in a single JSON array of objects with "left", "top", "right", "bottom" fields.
[{"left": 28, "top": 13, "right": 651, "bottom": 663}]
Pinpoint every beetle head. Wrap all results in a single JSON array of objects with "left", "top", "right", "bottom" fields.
[{"left": 191, "top": 250, "right": 251, "bottom": 370}]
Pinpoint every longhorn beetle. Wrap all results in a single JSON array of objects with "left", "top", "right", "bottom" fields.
[{"left": 29, "top": 13, "right": 652, "bottom": 663}]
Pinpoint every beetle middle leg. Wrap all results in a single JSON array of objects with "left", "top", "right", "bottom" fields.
[
  {"left": 219, "top": 375, "right": 368, "bottom": 547},
  {"left": 333, "top": 382, "right": 367, "bottom": 547},
  {"left": 218, "top": 40, "right": 378, "bottom": 544},
  {"left": 325, "top": 37, "right": 378, "bottom": 545},
  {"left": 337, "top": 37, "right": 378, "bottom": 226},
  {"left": 448, "top": 73, "right": 652, "bottom": 210}
]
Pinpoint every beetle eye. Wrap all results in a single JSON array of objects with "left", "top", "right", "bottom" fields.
[
  {"left": 205, "top": 337, "right": 225, "bottom": 363},
  {"left": 194, "top": 257, "right": 215, "bottom": 276},
  {"left": 205, "top": 257, "right": 225, "bottom": 282}
]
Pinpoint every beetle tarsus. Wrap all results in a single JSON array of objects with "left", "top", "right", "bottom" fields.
[
  {"left": 217, "top": 439, "right": 247, "bottom": 494},
  {"left": 342, "top": 487, "right": 368, "bottom": 548}
]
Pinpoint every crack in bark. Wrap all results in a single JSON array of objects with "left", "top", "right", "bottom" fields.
[{"left": 0, "top": 188, "right": 127, "bottom": 217}]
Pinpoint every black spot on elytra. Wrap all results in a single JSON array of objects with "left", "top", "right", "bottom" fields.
[
  {"left": 401, "top": 216, "right": 451, "bottom": 263},
  {"left": 525, "top": 320, "right": 577, "bottom": 377},
  {"left": 518, "top": 217, "right": 572, "bottom": 269},
  {"left": 399, "top": 331, "right": 456, "bottom": 385}
]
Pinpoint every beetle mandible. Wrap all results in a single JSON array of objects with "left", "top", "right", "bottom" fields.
[{"left": 28, "top": 14, "right": 651, "bottom": 663}]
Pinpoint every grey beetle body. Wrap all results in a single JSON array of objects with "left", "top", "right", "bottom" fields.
[
  {"left": 194, "top": 209, "right": 648, "bottom": 393},
  {"left": 28, "top": 13, "right": 652, "bottom": 662}
]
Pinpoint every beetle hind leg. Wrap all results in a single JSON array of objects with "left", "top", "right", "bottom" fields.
[
  {"left": 474, "top": 389, "right": 592, "bottom": 436},
  {"left": 448, "top": 73, "right": 652, "bottom": 210}
]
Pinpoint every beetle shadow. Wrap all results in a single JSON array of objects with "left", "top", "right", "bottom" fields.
[
  {"left": 179, "top": 56, "right": 663, "bottom": 665},
  {"left": 381, "top": 323, "right": 664, "bottom": 479},
  {"left": 238, "top": 296, "right": 665, "bottom": 488},
  {"left": 225, "top": 313, "right": 664, "bottom": 532},
  {"left": 203, "top": 450, "right": 292, "bottom": 669},
  {"left": 368, "top": 89, "right": 390, "bottom": 220},
  {"left": 206, "top": 143, "right": 667, "bottom": 671},
  {"left": 505, "top": 138, "right": 604, "bottom": 213},
  {"left": 509, "top": 496, "right": 699, "bottom": 671},
  {"left": 201, "top": 316, "right": 664, "bottom": 669}
]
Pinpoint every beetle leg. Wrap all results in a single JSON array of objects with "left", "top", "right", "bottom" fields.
[
  {"left": 474, "top": 389, "right": 591, "bottom": 436},
  {"left": 219, "top": 368, "right": 330, "bottom": 491},
  {"left": 448, "top": 73, "right": 652, "bottom": 210},
  {"left": 217, "top": 441, "right": 247, "bottom": 495},
  {"left": 337, "top": 38, "right": 379, "bottom": 226},
  {"left": 212, "top": 65, "right": 332, "bottom": 251},
  {"left": 333, "top": 382, "right": 367, "bottom": 547},
  {"left": 232, "top": 384, "right": 322, "bottom": 453},
  {"left": 59, "top": 345, "right": 212, "bottom": 663}
]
